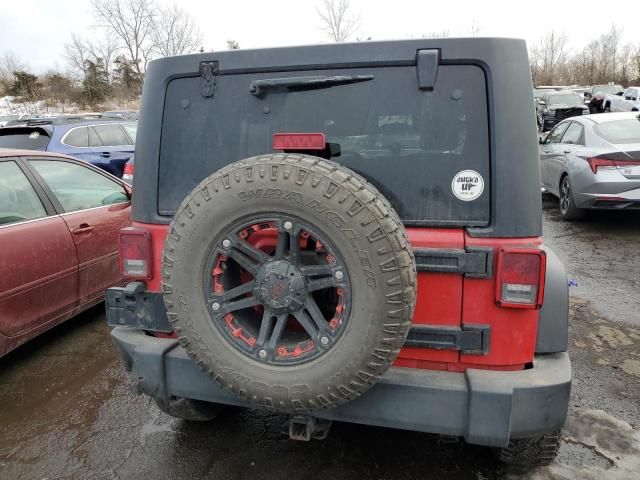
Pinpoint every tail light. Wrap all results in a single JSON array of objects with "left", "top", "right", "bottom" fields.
[
  {"left": 119, "top": 227, "right": 153, "bottom": 280},
  {"left": 123, "top": 162, "right": 134, "bottom": 176},
  {"left": 587, "top": 157, "right": 640, "bottom": 174},
  {"left": 496, "top": 248, "right": 546, "bottom": 309}
]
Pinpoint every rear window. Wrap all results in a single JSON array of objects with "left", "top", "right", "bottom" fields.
[
  {"left": 159, "top": 65, "right": 490, "bottom": 225},
  {"left": 0, "top": 128, "right": 51, "bottom": 150},
  {"left": 594, "top": 118, "right": 640, "bottom": 144}
]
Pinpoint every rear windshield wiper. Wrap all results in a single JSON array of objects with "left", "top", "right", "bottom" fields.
[{"left": 249, "top": 75, "right": 374, "bottom": 97}]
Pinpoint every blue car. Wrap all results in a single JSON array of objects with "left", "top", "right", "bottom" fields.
[{"left": 0, "top": 117, "right": 136, "bottom": 178}]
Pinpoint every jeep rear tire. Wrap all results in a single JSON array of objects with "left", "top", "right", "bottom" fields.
[
  {"left": 497, "top": 431, "right": 561, "bottom": 466},
  {"left": 162, "top": 154, "right": 416, "bottom": 411}
]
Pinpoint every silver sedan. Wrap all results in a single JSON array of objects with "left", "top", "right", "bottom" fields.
[{"left": 539, "top": 112, "right": 640, "bottom": 220}]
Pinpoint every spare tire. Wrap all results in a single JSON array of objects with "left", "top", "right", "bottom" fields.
[{"left": 163, "top": 154, "right": 416, "bottom": 410}]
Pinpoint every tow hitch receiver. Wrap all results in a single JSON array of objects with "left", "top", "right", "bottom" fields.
[{"left": 288, "top": 415, "right": 332, "bottom": 441}]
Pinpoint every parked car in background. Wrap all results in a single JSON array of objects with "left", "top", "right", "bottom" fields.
[
  {"left": 102, "top": 110, "right": 138, "bottom": 121},
  {"left": 0, "top": 118, "right": 136, "bottom": 178},
  {"left": 537, "top": 91, "right": 589, "bottom": 131},
  {"left": 585, "top": 84, "right": 624, "bottom": 113},
  {"left": 603, "top": 86, "right": 640, "bottom": 112},
  {"left": 0, "top": 150, "right": 131, "bottom": 357},
  {"left": 539, "top": 112, "right": 640, "bottom": 219}
]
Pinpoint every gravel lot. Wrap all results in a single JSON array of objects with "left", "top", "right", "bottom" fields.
[{"left": 0, "top": 195, "right": 638, "bottom": 480}]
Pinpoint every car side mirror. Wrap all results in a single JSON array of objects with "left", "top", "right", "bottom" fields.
[
  {"left": 539, "top": 133, "right": 548, "bottom": 144},
  {"left": 584, "top": 92, "right": 592, "bottom": 99}
]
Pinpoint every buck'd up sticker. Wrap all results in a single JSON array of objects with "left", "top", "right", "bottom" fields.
[{"left": 451, "top": 170, "right": 484, "bottom": 202}]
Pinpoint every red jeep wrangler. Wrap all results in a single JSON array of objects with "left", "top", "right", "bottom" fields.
[{"left": 107, "top": 38, "right": 571, "bottom": 466}]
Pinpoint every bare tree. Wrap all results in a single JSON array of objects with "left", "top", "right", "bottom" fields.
[
  {"left": 530, "top": 30, "right": 568, "bottom": 85},
  {"left": 152, "top": 2, "right": 203, "bottom": 57},
  {"left": 0, "top": 51, "right": 26, "bottom": 86},
  {"left": 634, "top": 45, "right": 640, "bottom": 83},
  {"left": 226, "top": 40, "right": 240, "bottom": 50},
  {"left": 64, "top": 34, "right": 91, "bottom": 81},
  {"left": 316, "top": 0, "right": 360, "bottom": 42},
  {"left": 91, "top": 0, "right": 156, "bottom": 74},
  {"left": 618, "top": 43, "right": 635, "bottom": 85},
  {"left": 87, "top": 37, "right": 119, "bottom": 83}
]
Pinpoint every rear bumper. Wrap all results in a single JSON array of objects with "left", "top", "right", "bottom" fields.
[{"left": 111, "top": 327, "right": 571, "bottom": 448}]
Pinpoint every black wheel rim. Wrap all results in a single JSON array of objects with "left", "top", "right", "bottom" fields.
[
  {"left": 203, "top": 216, "right": 352, "bottom": 366},
  {"left": 560, "top": 178, "right": 571, "bottom": 214}
]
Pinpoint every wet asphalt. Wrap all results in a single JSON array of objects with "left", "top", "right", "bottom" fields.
[{"left": 0, "top": 193, "right": 639, "bottom": 480}]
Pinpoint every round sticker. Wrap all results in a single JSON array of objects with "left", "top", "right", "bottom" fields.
[{"left": 452, "top": 170, "right": 484, "bottom": 202}]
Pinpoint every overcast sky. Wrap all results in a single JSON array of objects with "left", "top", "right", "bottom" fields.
[{"left": 1, "top": 0, "right": 638, "bottom": 73}]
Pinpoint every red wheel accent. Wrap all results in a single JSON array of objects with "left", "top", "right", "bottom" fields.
[
  {"left": 277, "top": 340, "right": 315, "bottom": 358},
  {"left": 224, "top": 313, "right": 257, "bottom": 346},
  {"left": 205, "top": 216, "right": 351, "bottom": 365}
]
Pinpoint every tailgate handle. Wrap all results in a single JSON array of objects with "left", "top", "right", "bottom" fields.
[
  {"left": 404, "top": 324, "right": 490, "bottom": 355},
  {"left": 414, "top": 247, "right": 492, "bottom": 278}
]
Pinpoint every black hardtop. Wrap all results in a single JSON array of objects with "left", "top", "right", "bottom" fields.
[{"left": 134, "top": 37, "right": 541, "bottom": 238}]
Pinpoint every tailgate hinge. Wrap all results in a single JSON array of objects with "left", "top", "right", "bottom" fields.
[
  {"left": 414, "top": 247, "right": 493, "bottom": 278},
  {"left": 200, "top": 61, "right": 219, "bottom": 98},
  {"left": 416, "top": 49, "right": 439, "bottom": 90},
  {"left": 404, "top": 324, "right": 490, "bottom": 355}
]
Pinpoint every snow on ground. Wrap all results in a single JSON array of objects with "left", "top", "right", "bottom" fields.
[
  {"left": 0, "top": 96, "right": 78, "bottom": 116},
  {"left": 506, "top": 409, "right": 640, "bottom": 479}
]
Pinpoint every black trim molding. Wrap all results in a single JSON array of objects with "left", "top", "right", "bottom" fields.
[{"left": 405, "top": 324, "right": 490, "bottom": 355}]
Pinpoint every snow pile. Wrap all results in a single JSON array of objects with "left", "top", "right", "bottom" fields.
[{"left": 0, "top": 96, "right": 51, "bottom": 115}]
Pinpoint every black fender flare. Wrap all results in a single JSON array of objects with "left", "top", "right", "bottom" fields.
[{"left": 536, "top": 246, "right": 568, "bottom": 353}]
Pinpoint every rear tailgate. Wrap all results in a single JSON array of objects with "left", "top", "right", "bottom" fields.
[{"left": 158, "top": 58, "right": 493, "bottom": 371}]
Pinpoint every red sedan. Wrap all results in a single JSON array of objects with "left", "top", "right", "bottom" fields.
[{"left": 0, "top": 149, "right": 131, "bottom": 356}]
